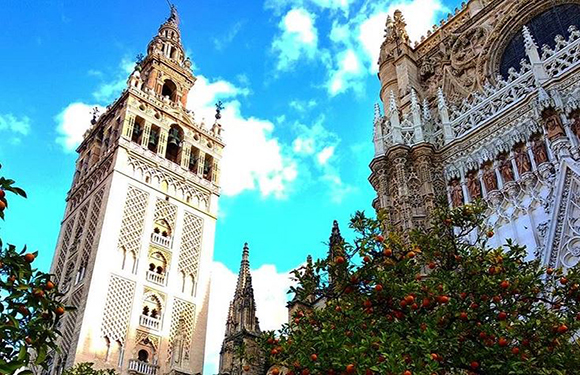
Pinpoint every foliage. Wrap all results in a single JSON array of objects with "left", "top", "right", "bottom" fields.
[
  {"left": 62, "top": 362, "right": 117, "bottom": 375},
  {"left": 0, "top": 164, "right": 71, "bottom": 374},
  {"left": 262, "top": 201, "right": 580, "bottom": 375}
]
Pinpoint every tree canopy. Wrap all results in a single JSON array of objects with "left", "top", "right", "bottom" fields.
[{"left": 262, "top": 201, "right": 580, "bottom": 375}]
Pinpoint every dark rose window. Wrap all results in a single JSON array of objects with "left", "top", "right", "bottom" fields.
[{"left": 499, "top": 4, "right": 580, "bottom": 77}]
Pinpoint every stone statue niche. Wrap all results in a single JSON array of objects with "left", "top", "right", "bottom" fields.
[
  {"left": 531, "top": 135, "right": 549, "bottom": 166},
  {"left": 514, "top": 143, "right": 532, "bottom": 175},
  {"left": 498, "top": 153, "right": 514, "bottom": 183},
  {"left": 542, "top": 108, "right": 566, "bottom": 141},
  {"left": 570, "top": 110, "right": 580, "bottom": 141},
  {"left": 482, "top": 162, "right": 498, "bottom": 192},
  {"left": 466, "top": 170, "right": 481, "bottom": 201},
  {"left": 449, "top": 178, "right": 464, "bottom": 207}
]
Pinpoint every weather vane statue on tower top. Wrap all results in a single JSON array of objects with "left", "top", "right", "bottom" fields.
[{"left": 165, "top": 0, "right": 179, "bottom": 25}]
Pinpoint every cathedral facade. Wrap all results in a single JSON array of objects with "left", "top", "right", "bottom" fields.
[
  {"left": 48, "top": 8, "right": 223, "bottom": 375},
  {"left": 370, "top": 0, "right": 580, "bottom": 269}
]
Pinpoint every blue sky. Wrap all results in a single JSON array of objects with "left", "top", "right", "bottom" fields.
[{"left": 0, "top": 0, "right": 461, "bottom": 373}]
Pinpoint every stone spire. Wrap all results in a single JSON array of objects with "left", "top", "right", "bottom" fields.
[
  {"left": 219, "top": 244, "right": 263, "bottom": 375},
  {"left": 225, "top": 243, "right": 260, "bottom": 337},
  {"left": 328, "top": 220, "right": 344, "bottom": 261}
]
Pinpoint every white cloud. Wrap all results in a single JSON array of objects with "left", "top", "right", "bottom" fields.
[
  {"left": 204, "top": 261, "right": 294, "bottom": 375},
  {"left": 55, "top": 102, "right": 104, "bottom": 152},
  {"left": 0, "top": 113, "right": 31, "bottom": 135},
  {"left": 266, "top": 0, "right": 445, "bottom": 95},
  {"left": 187, "top": 76, "right": 297, "bottom": 199},
  {"left": 291, "top": 118, "right": 354, "bottom": 202},
  {"left": 272, "top": 8, "right": 321, "bottom": 71},
  {"left": 358, "top": 0, "right": 445, "bottom": 72},
  {"left": 213, "top": 21, "right": 245, "bottom": 51},
  {"left": 328, "top": 48, "right": 363, "bottom": 95},
  {"left": 265, "top": 0, "right": 354, "bottom": 13},
  {"left": 317, "top": 145, "right": 335, "bottom": 165},
  {"left": 92, "top": 58, "right": 135, "bottom": 103}
]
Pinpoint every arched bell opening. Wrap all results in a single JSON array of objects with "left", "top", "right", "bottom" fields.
[
  {"left": 165, "top": 124, "right": 183, "bottom": 164},
  {"left": 161, "top": 79, "right": 177, "bottom": 103}
]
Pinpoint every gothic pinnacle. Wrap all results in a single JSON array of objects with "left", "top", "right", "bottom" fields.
[{"left": 522, "top": 26, "right": 537, "bottom": 50}]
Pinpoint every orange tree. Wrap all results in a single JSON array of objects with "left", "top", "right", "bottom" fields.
[
  {"left": 0, "top": 164, "right": 71, "bottom": 374},
  {"left": 262, "top": 201, "right": 580, "bottom": 375}
]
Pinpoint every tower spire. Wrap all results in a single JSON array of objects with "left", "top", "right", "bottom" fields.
[{"left": 220, "top": 243, "right": 263, "bottom": 375}]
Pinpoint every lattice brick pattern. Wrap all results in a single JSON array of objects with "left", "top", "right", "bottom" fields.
[
  {"left": 154, "top": 198, "right": 178, "bottom": 230},
  {"left": 81, "top": 188, "right": 105, "bottom": 262},
  {"left": 101, "top": 275, "right": 136, "bottom": 344},
  {"left": 61, "top": 286, "right": 84, "bottom": 356},
  {"left": 177, "top": 212, "right": 203, "bottom": 278},
  {"left": 168, "top": 298, "right": 196, "bottom": 356},
  {"left": 56, "top": 204, "right": 88, "bottom": 285},
  {"left": 54, "top": 217, "right": 75, "bottom": 278},
  {"left": 117, "top": 186, "right": 149, "bottom": 255}
]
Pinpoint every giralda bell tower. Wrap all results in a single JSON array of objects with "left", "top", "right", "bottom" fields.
[{"left": 49, "top": 7, "right": 223, "bottom": 375}]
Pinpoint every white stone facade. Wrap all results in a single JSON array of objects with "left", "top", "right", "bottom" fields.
[{"left": 369, "top": 0, "right": 580, "bottom": 269}]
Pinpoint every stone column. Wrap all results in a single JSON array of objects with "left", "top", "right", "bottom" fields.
[
  {"left": 157, "top": 129, "right": 168, "bottom": 157},
  {"left": 459, "top": 169, "right": 469, "bottom": 204},
  {"left": 526, "top": 141, "right": 538, "bottom": 171},
  {"left": 141, "top": 122, "right": 151, "bottom": 148},
  {"left": 122, "top": 114, "right": 135, "bottom": 139},
  {"left": 197, "top": 151, "right": 206, "bottom": 176},
  {"left": 181, "top": 142, "right": 191, "bottom": 169}
]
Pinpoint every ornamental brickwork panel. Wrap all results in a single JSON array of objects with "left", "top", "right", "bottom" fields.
[
  {"left": 153, "top": 197, "right": 178, "bottom": 231},
  {"left": 177, "top": 212, "right": 203, "bottom": 278},
  {"left": 101, "top": 275, "right": 136, "bottom": 344},
  {"left": 117, "top": 186, "right": 149, "bottom": 256},
  {"left": 168, "top": 298, "right": 196, "bottom": 358},
  {"left": 54, "top": 217, "right": 75, "bottom": 281}
]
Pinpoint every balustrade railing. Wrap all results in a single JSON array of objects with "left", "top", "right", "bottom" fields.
[
  {"left": 146, "top": 270, "right": 167, "bottom": 286},
  {"left": 139, "top": 315, "right": 161, "bottom": 330},
  {"left": 150, "top": 232, "right": 171, "bottom": 248},
  {"left": 128, "top": 360, "right": 158, "bottom": 375}
]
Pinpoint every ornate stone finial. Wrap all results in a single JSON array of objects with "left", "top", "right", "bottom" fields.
[
  {"left": 411, "top": 88, "right": 420, "bottom": 112},
  {"left": 522, "top": 26, "right": 537, "bottom": 50},
  {"left": 437, "top": 87, "right": 447, "bottom": 110},
  {"left": 384, "top": 15, "right": 394, "bottom": 39},
  {"left": 373, "top": 103, "right": 382, "bottom": 122},
  {"left": 393, "top": 10, "right": 410, "bottom": 44},
  {"left": 389, "top": 90, "right": 399, "bottom": 114},
  {"left": 90, "top": 107, "right": 100, "bottom": 125},
  {"left": 215, "top": 100, "right": 224, "bottom": 120},
  {"left": 422, "top": 98, "right": 432, "bottom": 120}
]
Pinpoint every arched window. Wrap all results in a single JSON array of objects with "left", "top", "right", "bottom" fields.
[
  {"left": 148, "top": 125, "right": 160, "bottom": 153},
  {"left": 189, "top": 147, "right": 200, "bottom": 174},
  {"left": 132, "top": 117, "right": 144, "bottom": 144},
  {"left": 170, "top": 47, "right": 177, "bottom": 59},
  {"left": 138, "top": 349, "right": 149, "bottom": 363},
  {"left": 499, "top": 4, "right": 580, "bottom": 77},
  {"left": 203, "top": 154, "right": 214, "bottom": 181},
  {"left": 165, "top": 124, "right": 183, "bottom": 164},
  {"left": 104, "top": 337, "right": 111, "bottom": 362},
  {"left": 120, "top": 247, "right": 127, "bottom": 270},
  {"left": 161, "top": 80, "right": 177, "bottom": 102}
]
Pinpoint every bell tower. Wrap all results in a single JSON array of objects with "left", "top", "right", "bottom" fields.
[{"left": 48, "top": 6, "right": 223, "bottom": 375}]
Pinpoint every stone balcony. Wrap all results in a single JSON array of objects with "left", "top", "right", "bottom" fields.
[
  {"left": 128, "top": 360, "right": 159, "bottom": 375},
  {"left": 151, "top": 232, "right": 171, "bottom": 248},
  {"left": 146, "top": 270, "right": 167, "bottom": 286},
  {"left": 139, "top": 314, "right": 161, "bottom": 331}
]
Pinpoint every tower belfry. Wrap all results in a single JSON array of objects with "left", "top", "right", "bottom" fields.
[
  {"left": 219, "top": 244, "right": 264, "bottom": 375},
  {"left": 49, "top": 6, "right": 223, "bottom": 375}
]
